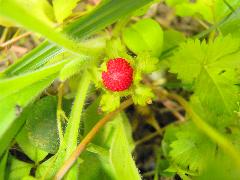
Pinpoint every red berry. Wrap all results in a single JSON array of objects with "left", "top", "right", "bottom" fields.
[{"left": 102, "top": 58, "right": 133, "bottom": 91}]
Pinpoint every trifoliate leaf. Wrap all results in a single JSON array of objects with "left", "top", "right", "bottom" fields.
[
  {"left": 169, "top": 122, "right": 215, "bottom": 174},
  {"left": 170, "top": 35, "right": 239, "bottom": 84},
  {"left": 170, "top": 35, "right": 240, "bottom": 116},
  {"left": 132, "top": 85, "right": 154, "bottom": 106},
  {"left": 100, "top": 93, "right": 120, "bottom": 112},
  {"left": 122, "top": 18, "right": 164, "bottom": 57}
]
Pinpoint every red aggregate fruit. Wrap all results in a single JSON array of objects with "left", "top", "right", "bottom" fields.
[{"left": 102, "top": 58, "right": 133, "bottom": 91}]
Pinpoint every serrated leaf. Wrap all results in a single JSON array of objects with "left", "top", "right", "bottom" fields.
[
  {"left": 169, "top": 122, "right": 215, "bottom": 174},
  {"left": 170, "top": 36, "right": 239, "bottom": 84},
  {"left": 196, "top": 151, "right": 240, "bottom": 180},
  {"left": 122, "top": 18, "right": 164, "bottom": 57},
  {"left": 132, "top": 85, "right": 154, "bottom": 106},
  {"left": 135, "top": 52, "right": 159, "bottom": 73},
  {"left": 53, "top": 0, "right": 80, "bottom": 23},
  {"left": 170, "top": 35, "right": 240, "bottom": 116}
]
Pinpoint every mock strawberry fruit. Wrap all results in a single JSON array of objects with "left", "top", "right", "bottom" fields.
[{"left": 102, "top": 58, "right": 133, "bottom": 91}]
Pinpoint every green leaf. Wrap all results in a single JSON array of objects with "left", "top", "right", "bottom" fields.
[
  {"left": 135, "top": 52, "right": 159, "bottom": 73},
  {"left": 53, "top": 0, "right": 81, "bottom": 23},
  {"left": 37, "top": 71, "right": 91, "bottom": 179},
  {"left": 3, "top": 0, "right": 153, "bottom": 76},
  {"left": 16, "top": 126, "right": 48, "bottom": 163},
  {"left": 196, "top": 152, "right": 240, "bottom": 180},
  {"left": 0, "top": 61, "right": 66, "bottom": 157},
  {"left": 0, "top": 0, "right": 55, "bottom": 26},
  {"left": 122, "top": 18, "right": 164, "bottom": 57},
  {"left": 0, "top": 16, "right": 15, "bottom": 27},
  {"left": 0, "top": 105, "right": 30, "bottom": 159},
  {"left": 78, "top": 151, "right": 116, "bottom": 180},
  {"left": 84, "top": 98, "right": 117, "bottom": 148},
  {"left": 0, "top": 61, "right": 66, "bottom": 98},
  {"left": 132, "top": 85, "right": 154, "bottom": 106},
  {"left": 220, "top": 8, "right": 240, "bottom": 37},
  {"left": 162, "top": 30, "right": 185, "bottom": 52},
  {"left": 168, "top": 122, "right": 215, "bottom": 174},
  {"left": 110, "top": 114, "right": 141, "bottom": 180},
  {"left": 162, "top": 124, "right": 182, "bottom": 158},
  {"left": 25, "top": 96, "right": 60, "bottom": 154},
  {"left": 0, "top": 152, "right": 8, "bottom": 179},
  {"left": 6, "top": 156, "right": 33, "bottom": 180},
  {"left": 170, "top": 35, "right": 240, "bottom": 116},
  {"left": 2, "top": 41, "right": 65, "bottom": 77},
  {"left": 166, "top": 0, "right": 240, "bottom": 23},
  {"left": 64, "top": 0, "right": 155, "bottom": 38}
]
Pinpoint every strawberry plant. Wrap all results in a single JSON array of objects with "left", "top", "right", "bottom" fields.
[{"left": 0, "top": 0, "right": 240, "bottom": 180}]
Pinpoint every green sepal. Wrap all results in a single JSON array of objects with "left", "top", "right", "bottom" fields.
[
  {"left": 132, "top": 85, "right": 154, "bottom": 106},
  {"left": 100, "top": 93, "right": 121, "bottom": 112},
  {"left": 135, "top": 52, "right": 159, "bottom": 73},
  {"left": 105, "top": 38, "right": 133, "bottom": 62}
]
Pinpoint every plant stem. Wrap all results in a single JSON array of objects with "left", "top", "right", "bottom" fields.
[
  {"left": 135, "top": 131, "right": 160, "bottom": 146},
  {"left": 167, "top": 92, "right": 240, "bottom": 168},
  {"left": 0, "top": 31, "right": 32, "bottom": 48},
  {"left": 55, "top": 98, "right": 133, "bottom": 180},
  {"left": 61, "top": 71, "right": 90, "bottom": 179},
  {"left": 64, "top": 71, "right": 90, "bottom": 156}
]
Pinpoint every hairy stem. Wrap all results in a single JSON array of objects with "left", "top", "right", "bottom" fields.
[
  {"left": 55, "top": 98, "right": 133, "bottom": 180},
  {"left": 62, "top": 71, "right": 91, "bottom": 179}
]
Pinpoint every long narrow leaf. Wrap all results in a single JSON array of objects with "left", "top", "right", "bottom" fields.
[{"left": 2, "top": 0, "right": 154, "bottom": 76}]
